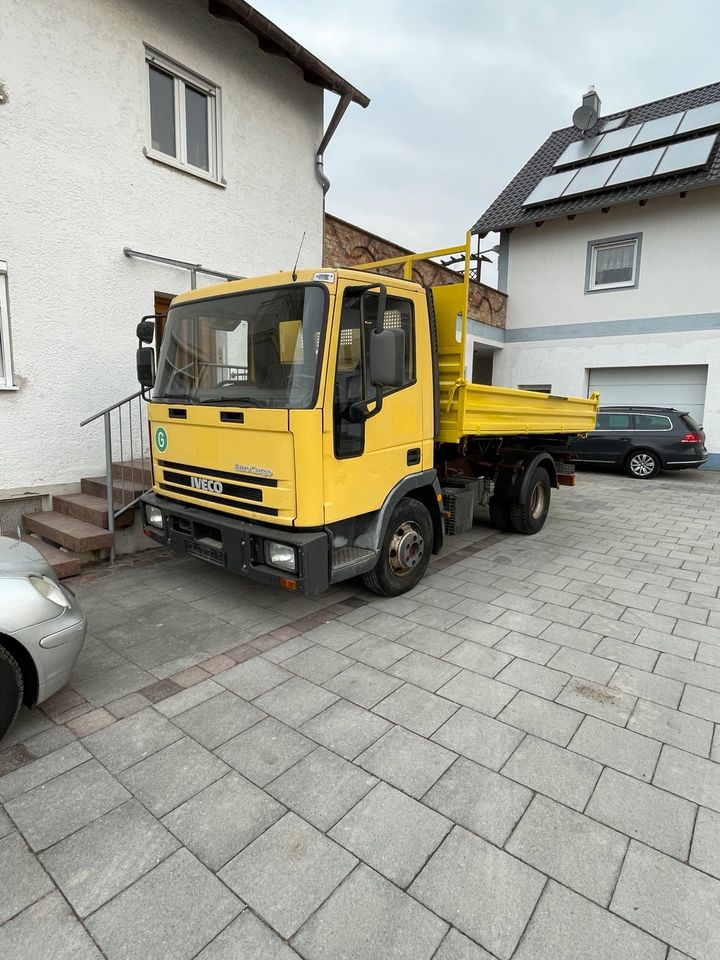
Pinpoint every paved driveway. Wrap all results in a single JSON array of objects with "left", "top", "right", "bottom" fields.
[{"left": 1, "top": 469, "right": 720, "bottom": 960}]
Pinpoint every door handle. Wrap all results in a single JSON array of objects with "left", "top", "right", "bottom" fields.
[{"left": 407, "top": 448, "right": 421, "bottom": 466}]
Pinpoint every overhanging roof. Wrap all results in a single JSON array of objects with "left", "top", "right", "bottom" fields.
[{"left": 209, "top": 0, "right": 370, "bottom": 108}]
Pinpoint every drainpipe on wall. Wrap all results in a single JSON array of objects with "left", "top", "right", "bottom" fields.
[{"left": 315, "top": 92, "right": 353, "bottom": 196}]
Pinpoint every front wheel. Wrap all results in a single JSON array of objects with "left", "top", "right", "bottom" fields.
[
  {"left": 626, "top": 449, "right": 660, "bottom": 479},
  {"left": 509, "top": 466, "right": 551, "bottom": 534},
  {"left": 362, "top": 497, "right": 433, "bottom": 596},
  {"left": 0, "top": 646, "right": 24, "bottom": 741}
]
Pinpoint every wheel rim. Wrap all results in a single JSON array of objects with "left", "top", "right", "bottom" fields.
[
  {"left": 529, "top": 481, "right": 547, "bottom": 520},
  {"left": 388, "top": 520, "right": 425, "bottom": 576},
  {"left": 630, "top": 453, "right": 655, "bottom": 477}
]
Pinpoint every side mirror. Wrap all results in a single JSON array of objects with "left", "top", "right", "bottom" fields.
[
  {"left": 136, "top": 319, "right": 155, "bottom": 344},
  {"left": 136, "top": 347, "right": 156, "bottom": 389},
  {"left": 370, "top": 328, "right": 405, "bottom": 388}
]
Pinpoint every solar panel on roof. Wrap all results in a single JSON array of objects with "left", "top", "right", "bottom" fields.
[
  {"left": 631, "top": 113, "right": 683, "bottom": 146},
  {"left": 605, "top": 146, "right": 666, "bottom": 187},
  {"left": 591, "top": 125, "right": 641, "bottom": 157},
  {"left": 554, "top": 136, "right": 603, "bottom": 168},
  {"left": 676, "top": 101, "right": 720, "bottom": 135},
  {"left": 523, "top": 168, "right": 578, "bottom": 205},
  {"left": 654, "top": 132, "right": 717, "bottom": 175},
  {"left": 601, "top": 115, "right": 627, "bottom": 132},
  {"left": 561, "top": 158, "right": 619, "bottom": 197}
]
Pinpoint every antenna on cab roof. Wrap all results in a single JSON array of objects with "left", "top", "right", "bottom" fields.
[{"left": 291, "top": 232, "right": 306, "bottom": 282}]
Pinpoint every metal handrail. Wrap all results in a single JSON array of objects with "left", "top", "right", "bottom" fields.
[{"left": 80, "top": 391, "right": 151, "bottom": 562}]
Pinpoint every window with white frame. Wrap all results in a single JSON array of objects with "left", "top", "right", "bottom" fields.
[
  {"left": 585, "top": 234, "right": 642, "bottom": 293},
  {"left": 145, "top": 48, "right": 222, "bottom": 182},
  {"left": 0, "top": 264, "right": 15, "bottom": 389}
]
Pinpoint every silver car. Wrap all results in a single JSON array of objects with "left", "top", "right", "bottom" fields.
[{"left": 0, "top": 536, "right": 87, "bottom": 739}]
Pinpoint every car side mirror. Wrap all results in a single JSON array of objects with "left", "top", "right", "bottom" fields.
[
  {"left": 136, "top": 347, "right": 155, "bottom": 389},
  {"left": 370, "top": 328, "right": 405, "bottom": 388}
]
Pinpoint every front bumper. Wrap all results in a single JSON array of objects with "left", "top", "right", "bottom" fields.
[
  {"left": 14, "top": 600, "right": 87, "bottom": 704},
  {"left": 141, "top": 492, "right": 331, "bottom": 594}
]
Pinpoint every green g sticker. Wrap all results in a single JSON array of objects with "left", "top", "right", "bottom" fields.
[{"left": 155, "top": 426, "right": 168, "bottom": 454}]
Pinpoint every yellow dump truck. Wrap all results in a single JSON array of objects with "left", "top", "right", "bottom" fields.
[{"left": 135, "top": 235, "right": 598, "bottom": 596}]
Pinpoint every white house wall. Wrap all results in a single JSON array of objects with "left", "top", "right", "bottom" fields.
[
  {"left": 495, "top": 189, "right": 720, "bottom": 456},
  {"left": 0, "top": 0, "right": 324, "bottom": 492}
]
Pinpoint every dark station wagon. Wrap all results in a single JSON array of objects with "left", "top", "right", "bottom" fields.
[{"left": 569, "top": 405, "right": 708, "bottom": 479}]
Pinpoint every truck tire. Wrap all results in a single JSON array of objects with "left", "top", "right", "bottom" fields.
[
  {"left": 509, "top": 466, "right": 550, "bottom": 535},
  {"left": 0, "top": 646, "right": 24, "bottom": 741},
  {"left": 362, "top": 497, "right": 433, "bottom": 596}
]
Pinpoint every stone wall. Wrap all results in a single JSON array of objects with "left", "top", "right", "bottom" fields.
[{"left": 324, "top": 215, "right": 507, "bottom": 329}]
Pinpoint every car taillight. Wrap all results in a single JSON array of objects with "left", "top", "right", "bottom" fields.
[{"left": 681, "top": 433, "right": 702, "bottom": 443}]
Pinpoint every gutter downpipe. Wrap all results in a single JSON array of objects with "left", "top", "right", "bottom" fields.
[{"left": 315, "top": 92, "right": 353, "bottom": 196}]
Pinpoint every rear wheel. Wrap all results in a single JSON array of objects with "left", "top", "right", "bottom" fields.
[
  {"left": 509, "top": 466, "right": 551, "bottom": 534},
  {"left": 0, "top": 646, "right": 24, "bottom": 741},
  {"left": 626, "top": 449, "right": 660, "bottom": 479},
  {"left": 362, "top": 497, "right": 433, "bottom": 596}
]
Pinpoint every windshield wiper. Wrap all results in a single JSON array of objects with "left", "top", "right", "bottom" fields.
[
  {"left": 153, "top": 393, "right": 196, "bottom": 403},
  {"left": 197, "top": 396, "right": 263, "bottom": 406}
]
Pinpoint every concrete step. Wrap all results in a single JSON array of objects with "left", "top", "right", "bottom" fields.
[
  {"left": 53, "top": 493, "right": 134, "bottom": 529},
  {"left": 81, "top": 475, "right": 147, "bottom": 503},
  {"left": 23, "top": 511, "right": 113, "bottom": 553},
  {"left": 21, "top": 536, "right": 81, "bottom": 579},
  {"left": 112, "top": 459, "right": 152, "bottom": 487}
]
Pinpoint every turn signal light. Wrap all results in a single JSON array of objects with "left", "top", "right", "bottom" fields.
[
  {"left": 279, "top": 578, "right": 298, "bottom": 591},
  {"left": 681, "top": 433, "right": 702, "bottom": 443}
]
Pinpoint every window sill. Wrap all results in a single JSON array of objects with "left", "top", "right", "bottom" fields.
[
  {"left": 585, "top": 283, "right": 638, "bottom": 295},
  {"left": 144, "top": 148, "right": 226, "bottom": 188},
  {"left": 0, "top": 384, "right": 19, "bottom": 391}
]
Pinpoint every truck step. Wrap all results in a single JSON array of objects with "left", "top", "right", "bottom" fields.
[
  {"left": 332, "top": 546, "right": 375, "bottom": 570},
  {"left": 81, "top": 475, "right": 147, "bottom": 503},
  {"left": 23, "top": 511, "right": 113, "bottom": 553},
  {"left": 53, "top": 493, "right": 134, "bottom": 529},
  {"left": 21, "top": 536, "right": 81, "bottom": 579},
  {"left": 112, "top": 459, "right": 152, "bottom": 486}
]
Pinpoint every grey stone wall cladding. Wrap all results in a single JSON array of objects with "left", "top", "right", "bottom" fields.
[{"left": 1, "top": 469, "right": 720, "bottom": 960}]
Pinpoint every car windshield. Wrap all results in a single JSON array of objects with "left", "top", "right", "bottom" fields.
[{"left": 153, "top": 284, "right": 327, "bottom": 408}]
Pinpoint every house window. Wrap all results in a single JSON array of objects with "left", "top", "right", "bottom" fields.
[
  {"left": 586, "top": 234, "right": 642, "bottom": 293},
  {"left": 518, "top": 384, "right": 551, "bottom": 393},
  {"left": 145, "top": 48, "right": 222, "bottom": 183},
  {"left": 0, "top": 264, "right": 15, "bottom": 389}
]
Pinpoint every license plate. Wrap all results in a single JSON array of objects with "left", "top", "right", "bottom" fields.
[{"left": 185, "top": 541, "right": 226, "bottom": 567}]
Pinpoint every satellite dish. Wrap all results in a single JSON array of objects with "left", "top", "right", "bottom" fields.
[{"left": 573, "top": 103, "right": 598, "bottom": 132}]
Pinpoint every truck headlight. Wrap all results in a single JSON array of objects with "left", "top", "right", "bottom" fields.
[
  {"left": 29, "top": 575, "right": 71, "bottom": 610},
  {"left": 264, "top": 541, "right": 297, "bottom": 573},
  {"left": 146, "top": 505, "right": 164, "bottom": 529}
]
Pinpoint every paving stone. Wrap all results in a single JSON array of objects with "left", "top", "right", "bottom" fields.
[
  {"left": 0, "top": 892, "right": 103, "bottom": 960},
  {"left": 0, "top": 805, "right": 12, "bottom": 838},
  {"left": 537, "top": 602, "right": 592, "bottom": 627},
  {"left": 73, "top": 663, "right": 157, "bottom": 706},
  {"left": 152, "top": 679, "right": 225, "bottom": 717},
  {"left": 254, "top": 676, "right": 339, "bottom": 726},
  {"left": 172, "top": 691, "right": 264, "bottom": 749},
  {"left": 119, "top": 737, "right": 228, "bottom": 817},
  {"left": 433, "top": 928, "right": 496, "bottom": 960},
  {"left": 262, "top": 636, "right": 314, "bottom": 663},
  {"left": 609, "top": 664, "right": 684, "bottom": 710},
  {"left": 23, "top": 725, "right": 77, "bottom": 759},
  {"left": 266, "top": 746, "right": 376, "bottom": 831},
  {"left": 388, "top": 650, "right": 461, "bottom": 691},
  {"left": 494, "top": 631, "right": 560, "bottom": 664},
  {"left": 87, "top": 847, "right": 241, "bottom": 960},
  {"left": 5, "top": 759, "right": 129, "bottom": 851},
  {"left": 404, "top": 604, "right": 465, "bottom": 630},
  {"left": 506, "top": 794, "right": 627, "bottom": 906},
  {"left": 0, "top": 741, "right": 91, "bottom": 802},
  {"left": 431, "top": 706, "right": 524, "bottom": 769},
  {"left": 655, "top": 652, "right": 720, "bottom": 693},
  {"left": 502, "top": 734, "right": 601, "bottom": 810},
  {"left": 82, "top": 708, "right": 183, "bottom": 772},
  {"left": 491, "top": 609, "right": 552, "bottom": 637},
  {"left": 329, "top": 781, "right": 451, "bottom": 886},
  {"left": 323, "top": 663, "right": 403, "bottom": 709},
  {"left": 39, "top": 798, "right": 180, "bottom": 917},
  {"left": 340, "top": 633, "right": 409, "bottom": 670},
  {"left": 492, "top": 591, "right": 544, "bottom": 614},
  {"left": 162, "top": 771, "right": 284, "bottom": 870},
  {"left": 409, "top": 826, "right": 544, "bottom": 960},
  {"left": 358, "top": 612, "right": 415, "bottom": 642},
  {"left": 568, "top": 715, "right": 660, "bottom": 781},
  {"left": 372, "top": 683, "right": 458, "bottom": 737},
  {"left": 397, "top": 624, "right": 463, "bottom": 657},
  {"left": 281, "top": 644, "right": 354, "bottom": 683},
  {"left": 681, "top": 684, "right": 720, "bottom": 723},
  {"left": 425, "top": 757, "right": 531, "bottom": 846},
  {"left": 65, "top": 707, "right": 116, "bottom": 737},
  {"left": 557, "top": 677, "right": 636, "bottom": 726},
  {"left": 594, "top": 637, "right": 659, "bottom": 671},
  {"left": 220, "top": 813, "right": 356, "bottom": 938},
  {"left": 195, "top": 911, "right": 301, "bottom": 960},
  {"left": 513, "top": 880, "right": 666, "bottom": 960},
  {"left": 215, "top": 658, "right": 291, "bottom": 700},
  {"left": 628, "top": 698, "right": 713, "bottom": 756},
  {"left": 636, "top": 628, "right": 698, "bottom": 659},
  {"left": 357, "top": 726, "right": 456, "bottom": 798},
  {"left": 299, "top": 699, "right": 391, "bottom": 760},
  {"left": 540, "top": 622, "right": 602, "bottom": 653},
  {"left": 300, "top": 620, "right": 368, "bottom": 651},
  {"left": 656, "top": 600, "right": 708, "bottom": 623},
  {"left": 498, "top": 690, "right": 582, "bottom": 746},
  {"left": 106, "top": 692, "right": 153, "bottom": 718},
  {"left": 446, "top": 618, "right": 509, "bottom": 647},
  {"left": 443, "top": 641, "right": 512, "bottom": 677},
  {"left": 293, "top": 863, "right": 447, "bottom": 960},
  {"left": 216, "top": 717, "right": 316, "bottom": 786},
  {"left": 697, "top": 642, "right": 720, "bottom": 666},
  {"left": 0, "top": 831, "right": 54, "bottom": 923},
  {"left": 436, "top": 669, "right": 517, "bottom": 717},
  {"left": 546, "top": 647, "right": 616, "bottom": 685},
  {"left": 611, "top": 839, "right": 720, "bottom": 960},
  {"left": 495, "top": 657, "right": 570, "bottom": 699},
  {"left": 654, "top": 745, "right": 720, "bottom": 812},
  {"left": 690, "top": 806, "right": 720, "bottom": 879}
]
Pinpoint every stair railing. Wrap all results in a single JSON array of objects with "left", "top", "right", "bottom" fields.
[{"left": 80, "top": 391, "right": 150, "bottom": 563}]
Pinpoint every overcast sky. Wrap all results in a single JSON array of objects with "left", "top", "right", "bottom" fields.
[{"left": 256, "top": 0, "right": 719, "bottom": 283}]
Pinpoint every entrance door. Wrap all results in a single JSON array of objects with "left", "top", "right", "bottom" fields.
[{"left": 153, "top": 292, "right": 174, "bottom": 357}]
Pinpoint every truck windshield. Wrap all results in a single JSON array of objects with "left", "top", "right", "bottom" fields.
[{"left": 153, "top": 284, "right": 327, "bottom": 408}]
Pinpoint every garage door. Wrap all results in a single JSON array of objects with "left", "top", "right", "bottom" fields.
[{"left": 588, "top": 365, "right": 708, "bottom": 424}]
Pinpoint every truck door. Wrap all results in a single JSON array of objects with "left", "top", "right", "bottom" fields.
[{"left": 323, "top": 283, "right": 429, "bottom": 522}]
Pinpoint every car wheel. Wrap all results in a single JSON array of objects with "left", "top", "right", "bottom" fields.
[
  {"left": 362, "top": 497, "right": 433, "bottom": 596},
  {"left": 0, "top": 646, "right": 24, "bottom": 741},
  {"left": 509, "top": 466, "right": 551, "bottom": 534},
  {"left": 626, "top": 449, "right": 661, "bottom": 479}
]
